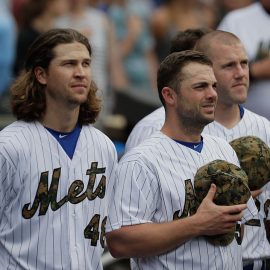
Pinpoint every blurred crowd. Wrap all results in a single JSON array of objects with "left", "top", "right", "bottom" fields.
[{"left": 1, "top": 0, "right": 268, "bottom": 148}]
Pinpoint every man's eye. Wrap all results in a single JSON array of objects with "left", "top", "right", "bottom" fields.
[{"left": 195, "top": 84, "right": 205, "bottom": 89}]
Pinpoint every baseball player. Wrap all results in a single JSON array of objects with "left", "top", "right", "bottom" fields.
[
  {"left": 0, "top": 29, "right": 117, "bottom": 270},
  {"left": 195, "top": 30, "right": 270, "bottom": 270},
  {"left": 106, "top": 51, "right": 257, "bottom": 269},
  {"left": 125, "top": 29, "right": 270, "bottom": 269},
  {"left": 125, "top": 28, "right": 211, "bottom": 153}
]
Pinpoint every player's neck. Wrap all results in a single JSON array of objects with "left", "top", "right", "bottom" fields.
[
  {"left": 161, "top": 118, "right": 202, "bottom": 143},
  {"left": 41, "top": 104, "right": 80, "bottom": 133},
  {"left": 215, "top": 103, "right": 241, "bottom": 129}
]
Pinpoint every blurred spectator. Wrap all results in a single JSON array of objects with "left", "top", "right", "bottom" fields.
[
  {"left": 216, "top": 0, "right": 254, "bottom": 23},
  {"left": 218, "top": 0, "right": 254, "bottom": 18},
  {"left": 153, "top": 0, "right": 164, "bottom": 7},
  {"left": 13, "top": 0, "right": 69, "bottom": 76},
  {"left": 109, "top": 0, "right": 157, "bottom": 95},
  {"left": 108, "top": 0, "right": 161, "bottom": 138},
  {"left": 149, "top": 0, "right": 164, "bottom": 7},
  {"left": 0, "top": 0, "right": 16, "bottom": 113},
  {"left": 55, "top": 0, "right": 127, "bottom": 127},
  {"left": 11, "top": 0, "right": 28, "bottom": 27},
  {"left": 93, "top": 0, "right": 110, "bottom": 12},
  {"left": 150, "top": 0, "right": 218, "bottom": 62},
  {"left": 218, "top": 0, "right": 270, "bottom": 120}
]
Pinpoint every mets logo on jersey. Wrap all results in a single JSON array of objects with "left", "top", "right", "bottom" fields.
[
  {"left": 21, "top": 162, "right": 108, "bottom": 247},
  {"left": 22, "top": 162, "right": 106, "bottom": 219},
  {"left": 173, "top": 179, "right": 197, "bottom": 220}
]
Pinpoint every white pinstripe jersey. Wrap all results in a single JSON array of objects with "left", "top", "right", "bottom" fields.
[
  {"left": 0, "top": 121, "right": 117, "bottom": 270},
  {"left": 203, "top": 108, "right": 270, "bottom": 264},
  {"left": 125, "top": 107, "right": 165, "bottom": 153},
  {"left": 107, "top": 132, "right": 257, "bottom": 270}
]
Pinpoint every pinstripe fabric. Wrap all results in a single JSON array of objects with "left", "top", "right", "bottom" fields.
[
  {"left": 107, "top": 132, "right": 257, "bottom": 270},
  {"left": 0, "top": 121, "right": 117, "bottom": 270},
  {"left": 125, "top": 107, "right": 165, "bottom": 153},
  {"left": 203, "top": 108, "right": 270, "bottom": 266}
]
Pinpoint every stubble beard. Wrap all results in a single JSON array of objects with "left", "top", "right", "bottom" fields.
[{"left": 177, "top": 109, "right": 214, "bottom": 135}]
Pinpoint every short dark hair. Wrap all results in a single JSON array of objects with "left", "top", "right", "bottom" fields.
[
  {"left": 170, "top": 28, "right": 212, "bottom": 53},
  {"left": 157, "top": 50, "right": 213, "bottom": 106},
  {"left": 11, "top": 28, "right": 101, "bottom": 125}
]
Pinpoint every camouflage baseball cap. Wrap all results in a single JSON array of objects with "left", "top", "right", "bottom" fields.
[
  {"left": 194, "top": 159, "right": 250, "bottom": 246},
  {"left": 230, "top": 136, "right": 270, "bottom": 190}
]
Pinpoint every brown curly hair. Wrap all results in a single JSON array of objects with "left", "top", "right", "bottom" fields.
[{"left": 11, "top": 28, "right": 101, "bottom": 125}]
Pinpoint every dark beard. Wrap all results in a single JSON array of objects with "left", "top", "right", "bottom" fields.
[{"left": 179, "top": 111, "right": 214, "bottom": 134}]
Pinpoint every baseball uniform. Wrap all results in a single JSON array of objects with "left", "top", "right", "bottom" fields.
[
  {"left": 0, "top": 121, "right": 117, "bottom": 270},
  {"left": 107, "top": 131, "right": 257, "bottom": 270},
  {"left": 125, "top": 106, "right": 165, "bottom": 153},
  {"left": 203, "top": 107, "right": 270, "bottom": 268}
]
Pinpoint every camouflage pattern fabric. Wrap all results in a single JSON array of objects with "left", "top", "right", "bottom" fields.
[
  {"left": 194, "top": 159, "right": 250, "bottom": 246},
  {"left": 230, "top": 136, "right": 270, "bottom": 190}
]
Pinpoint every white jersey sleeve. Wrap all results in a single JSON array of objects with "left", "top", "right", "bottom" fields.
[
  {"left": 125, "top": 107, "right": 165, "bottom": 153},
  {"left": 0, "top": 148, "right": 17, "bottom": 220},
  {"left": 107, "top": 159, "right": 157, "bottom": 231}
]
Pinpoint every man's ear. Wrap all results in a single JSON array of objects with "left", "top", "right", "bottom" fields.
[
  {"left": 34, "top": 67, "right": 47, "bottom": 85},
  {"left": 161, "top": 86, "right": 176, "bottom": 106}
]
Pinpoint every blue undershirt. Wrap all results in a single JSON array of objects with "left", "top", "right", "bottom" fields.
[
  {"left": 46, "top": 124, "right": 82, "bottom": 159},
  {"left": 173, "top": 105, "right": 244, "bottom": 152},
  {"left": 174, "top": 136, "right": 204, "bottom": 153},
  {"left": 239, "top": 104, "right": 244, "bottom": 119}
]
